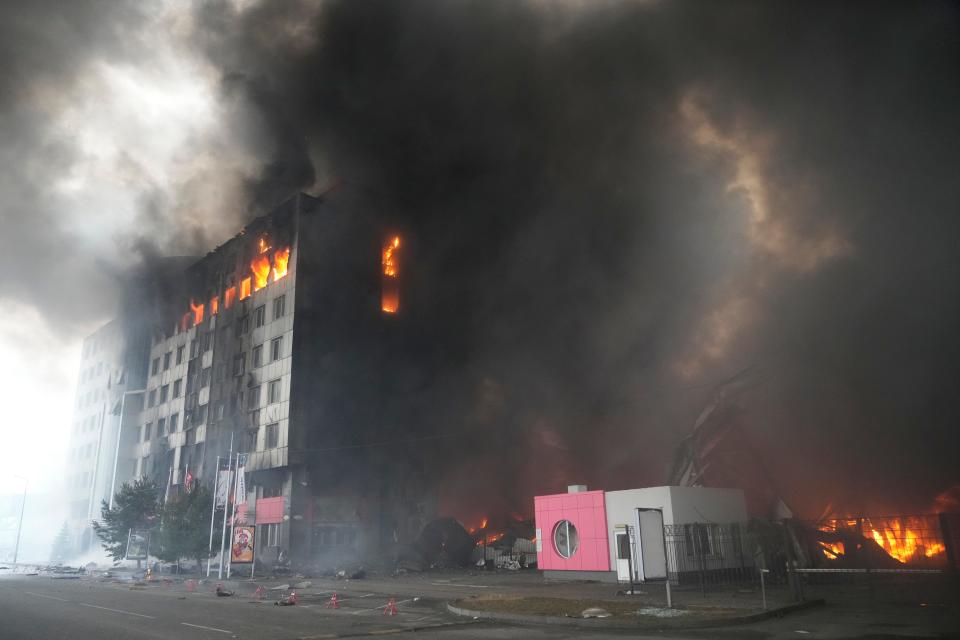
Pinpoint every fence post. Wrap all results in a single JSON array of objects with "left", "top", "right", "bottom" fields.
[
  {"left": 760, "top": 568, "right": 768, "bottom": 611},
  {"left": 939, "top": 513, "right": 957, "bottom": 575},
  {"left": 697, "top": 524, "right": 707, "bottom": 598},
  {"left": 781, "top": 522, "right": 802, "bottom": 602}
]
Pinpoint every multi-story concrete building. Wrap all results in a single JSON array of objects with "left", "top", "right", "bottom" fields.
[
  {"left": 121, "top": 192, "right": 436, "bottom": 569},
  {"left": 65, "top": 319, "right": 150, "bottom": 553}
]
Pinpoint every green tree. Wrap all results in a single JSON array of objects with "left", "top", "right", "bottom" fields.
[
  {"left": 92, "top": 478, "right": 160, "bottom": 565},
  {"left": 156, "top": 486, "right": 221, "bottom": 571},
  {"left": 49, "top": 521, "right": 73, "bottom": 564}
]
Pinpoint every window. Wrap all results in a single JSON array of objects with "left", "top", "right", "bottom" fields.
[
  {"left": 157, "top": 417, "right": 166, "bottom": 436},
  {"left": 202, "top": 331, "right": 212, "bottom": 352},
  {"left": 248, "top": 386, "right": 261, "bottom": 410},
  {"left": 273, "top": 295, "right": 285, "bottom": 320},
  {"left": 176, "top": 345, "right": 185, "bottom": 365},
  {"left": 216, "top": 402, "right": 225, "bottom": 421},
  {"left": 254, "top": 304, "right": 266, "bottom": 327},
  {"left": 160, "top": 384, "right": 169, "bottom": 403},
  {"left": 266, "top": 422, "right": 279, "bottom": 449},
  {"left": 201, "top": 367, "right": 212, "bottom": 387},
  {"left": 163, "top": 351, "right": 171, "bottom": 370},
  {"left": 143, "top": 422, "right": 153, "bottom": 441},
  {"left": 684, "top": 524, "right": 714, "bottom": 557},
  {"left": 252, "top": 344, "right": 263, "bottom": 368},
  {"left": 271, "top": 336, "right": 283, "bottom": 361},
  {"left": 233, "top": 353, "right": 246, "bottom": 377},
  {"left": 169, "top": 412, "right": 179, "bottom": 433},
  {"left": 553, "top": 520, "right": 579, "bottom": 559},
  {"left": 216, "top": 363, "right": 226, "bottom": 382},
  {"left": 249, "top": 409, "right": 260, "bottom": 430},
  {"left": 190, "top": 338, "right": 200, "bottom": 358},
  {"left": 268, "top": 379, "right": 281, "bottom": 404},
  {"left": 266, "top": 523, "right": 281, "bottom": 547},
  {"left": 173, "top": 378, "right": 182, "bottom": 398},
  {"left": 151, "top": 357, "right": 159, "bottom": 375},
  {"left": 235, "top": 315, "right": 249, "bottom": 338},
  {"left": 148, "top": 389, "right": 157, "bottom": 408}
]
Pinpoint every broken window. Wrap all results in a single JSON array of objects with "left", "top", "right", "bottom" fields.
[
  {"left": 233, "top": 353, "right": 246, "bottom": 377},
  {"left": 248, "top": 385, "right": 261, "bottom": 410},
  {"left": 266, "top": 422, "right": 279, "bottom": 449},
  {"left": 382, "top": 235, "right": 401, "bottom": 313},
  {"left": 143, "top": 422, "right": 153, "bottom": 441},
  {"left": 169, "top": 412, "right": 179, "bottom": 433},
  {"left": 173, "top": 378, "right": 182, "bottom": 398},
  {"left": 273, "top": 295, "right": 285, "bottom": 319},
  {"left": 240, "top": 276, "right": 252, "bottom": 300},
  {"left": 224, "top": 286, "right": 236, "bottom": 309},
  {"left": 268, "top": 379, "right": 281, "bottom": 404},
  {"left": 157, "top": 417, "right": 166, "bottom": 436},
  {"left": 176, "top": 345, "right": 185, "bottom": 365},
  {"left": 271, "top": 336, "right": 282, "bottom": 362},
  {"left": 190, "top": 338, "right": 200, "bottom": 358},
  {"left": 239, "top": 314, "right": 250, "bottom": 337}
]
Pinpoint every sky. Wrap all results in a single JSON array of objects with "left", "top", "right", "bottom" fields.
[{"left": 1, "top": 0, "right": 958, "bottom": 528}]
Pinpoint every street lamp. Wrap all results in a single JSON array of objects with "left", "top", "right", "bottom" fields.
[
  {"left": 12, "top": 475, "right": 27, "bottom": 565},
  {"left": 109, "top": 389, "right": 146, "bottom": 509}
]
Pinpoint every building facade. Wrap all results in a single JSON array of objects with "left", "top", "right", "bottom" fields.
[{"left": 121, "top": 192, "right": 435, "bottom": 569}]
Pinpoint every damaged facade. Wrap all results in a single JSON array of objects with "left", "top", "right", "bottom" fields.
[{"left": 115, "top": 192, "right": 435, "bottom": 568}]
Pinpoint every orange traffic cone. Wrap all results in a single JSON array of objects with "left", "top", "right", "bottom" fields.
[
  {"left": 254, "top": 585, "right": 266, "bottom": 600},
  {"left": 186, "top": 580, "right": 196, "bottom": 592},
  {"left": 382, "top": 598, "right": 398, "bottom": 616},
  {"left": 325, "top": 593, "right": 340, "bottom": 609}
]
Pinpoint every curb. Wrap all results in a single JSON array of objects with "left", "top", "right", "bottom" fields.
[{"left": 446, "top": 598, "right": 825, "bottom": 630}]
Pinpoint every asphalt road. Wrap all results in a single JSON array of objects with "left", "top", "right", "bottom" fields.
[{"left": 1, "top": 572, "right": 957, "bottom": 639}]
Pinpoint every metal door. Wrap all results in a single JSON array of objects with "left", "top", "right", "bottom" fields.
[{"left": 636, "top": 508, "right": 667, "bottom": 580}]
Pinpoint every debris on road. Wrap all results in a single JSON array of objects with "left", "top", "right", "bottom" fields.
[{"left": 275, "top": 591, "right": 298, "bottom": 606}]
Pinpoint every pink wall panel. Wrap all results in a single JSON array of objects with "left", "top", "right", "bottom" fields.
[{"left": 534, "top": 490, "right": 609, "bottom": 572}]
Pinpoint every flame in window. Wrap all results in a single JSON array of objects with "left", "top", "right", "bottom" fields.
[
  {"left": 190, "top": 299, "right": 205, "bottom": 326},
  {"left": 210, "top": 295, "right": 219, "bottom": 316},
  {"left": 240, "top": 277, "right": 251, "bottom": 300},
  {"left": 382, "top": 235, "right": 401, "bottom": 314},
  {"left": 273, "top": 247, "right": 290, "bottom": 281},
  {"left": 224, "top": 286, "right": 236, "bottom": 309},
  {"left": 251, "top": 253, "right": 271, "bottom": 291},
  {"left": 258, "top": 236, "right": 270, "bottom": 254}
]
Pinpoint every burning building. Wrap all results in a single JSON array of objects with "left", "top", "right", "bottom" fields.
[{"left": 119, "top": 192, "right": 436, "bottom": 568}]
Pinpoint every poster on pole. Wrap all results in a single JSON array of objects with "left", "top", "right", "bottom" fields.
[
  {"left": 125, "top": 529, "right": 151, "bottom": 560},
  {"left": 231, "top": 526, "right": 255, "bottom": 563}
]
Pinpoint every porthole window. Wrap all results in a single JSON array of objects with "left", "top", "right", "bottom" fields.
[{"left": 553, "top": 520, "right": 579, "bottom": 558}]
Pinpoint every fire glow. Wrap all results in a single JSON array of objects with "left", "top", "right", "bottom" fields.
[
  {"left": 382, "top": 235, "right": 401, "bottom": 314},
  {"left": 180, "top": 237, "right": 292, "bottom": 330},
  {"left": 818, "top": 516, "right": 946, "bottom": 564}
]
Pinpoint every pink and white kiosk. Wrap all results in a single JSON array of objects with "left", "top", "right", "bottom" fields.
[{"left": 534, "top": 484, "right": 748, "bottom": 583}]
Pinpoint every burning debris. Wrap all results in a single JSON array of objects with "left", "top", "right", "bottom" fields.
[{"left": 810, "top": 515, "right": 948, "bottom": 568}]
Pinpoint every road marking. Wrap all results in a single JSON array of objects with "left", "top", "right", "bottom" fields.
[
  {"left": 350, "top": 597, "right": 416, "bottom": 615},
  {"left": 430, "top": 582, "right": 490, "bottom": 588},
  {"left": 24, "top": 591, "right": 69, "bottom": 602},
  {"left": 182, "top": 622, "right": 233, "bottom": 634},
  {"left": 79, "top": 603, "right": 155, "bottom": 619}
]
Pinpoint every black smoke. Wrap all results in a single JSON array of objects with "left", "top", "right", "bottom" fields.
[{"left": 5, "top": 1, "right": 959, "bottom": 517}]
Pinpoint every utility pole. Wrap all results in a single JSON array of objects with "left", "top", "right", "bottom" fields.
[{"left": 13, "top": 476, "right": 27, "bottom": 565}]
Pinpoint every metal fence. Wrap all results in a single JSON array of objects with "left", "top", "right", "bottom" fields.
[{"left": 661, "top": 515, "right": 958, "bottom": 598}]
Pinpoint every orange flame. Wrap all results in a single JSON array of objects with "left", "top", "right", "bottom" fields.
[
  {"left": 210, "top": 295, "right": 219, "bottom": 316},
  {"left": 272, "top": 247, "right": 290, "bottom": 281},
  {"left": 240, "top": 277, "right": 251, "bottom": 300},
  {"left": 190, "top": 299, "right": 204, "bottom": 326},
  {"left": 180, "top": 312, "right": 191, "bottom": 332},
  {"left": 382, "top": 235, "right": 401, "bottom": 314},
  {"left": 480, "top": 517, "right": 488, "bottom": 529},
  {"left": 863, "top": 517, "right": 946, "bottom": 562},
  {"left": 224, "top": 286, "right": 236, "bottom": 309},
  {"left": 258, "top": 236, "right": 270, "bottom": 254},
  {"left": 251, "top": 253, "right": 270, "bottom": 291}
]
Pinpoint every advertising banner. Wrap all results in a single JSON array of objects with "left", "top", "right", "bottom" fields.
[
  {"left": 125, "top": 529, "right": 151, "bottom": 560},
  {"left": 231, "top": 525, "right": 255, "bottom": 563},
  {"left": 216, "top": 470, "right": 232, "bottom": 507}
]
